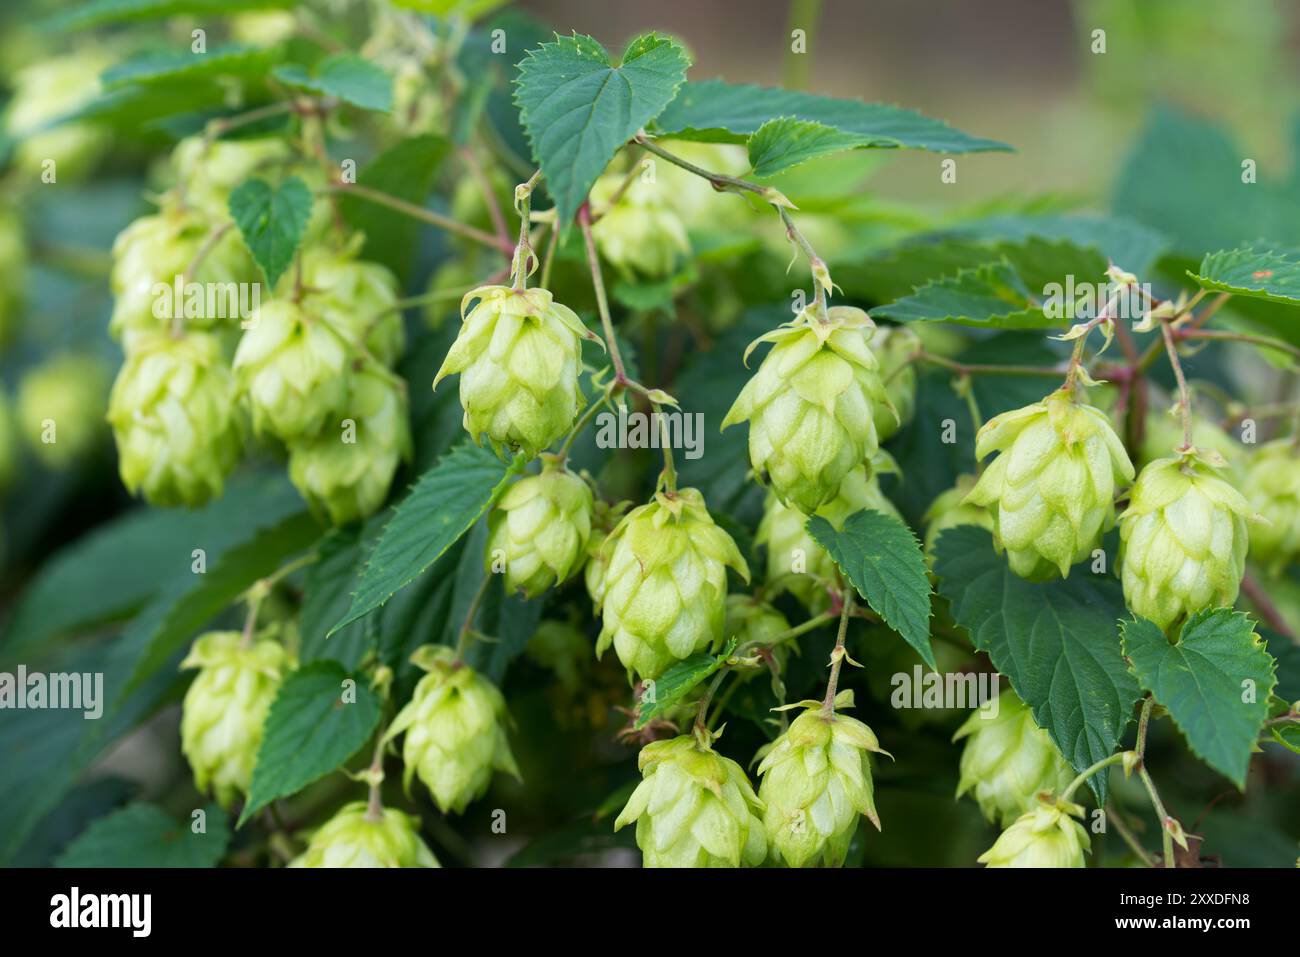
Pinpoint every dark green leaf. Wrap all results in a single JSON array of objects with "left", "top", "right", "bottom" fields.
[
  {"left": 101, "top": 44, "right": 272, "bottom": 88},
  {"left": 228, "top": 176, "right": 313, "bottom": 289},
  {"left": 46, "top": 0, "right": 294, "bottom": 31},
  {"left": 747, "top": 117, "right": 875, "bottom": 177},
  {"left": 274, "top": 54, "right": 393, "bottom": 112},
  {"left": 299, "top": 526, "right": 378, "bottom": 670},
  {"left": 1190, "top": 244, "right": 1300, "bottom": 308},
  {"left": 875, "top": 259, "right": 1054, "bottom": 329},
  {"left": 634, "top": 639, "right": 737, "bottom": 730},
  {"left": 56, "top": 803, "right": 229, "bottom": 867}
]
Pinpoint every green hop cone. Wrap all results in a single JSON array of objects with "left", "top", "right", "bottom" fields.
[
  {"left": 922, "top": 474, "right": 994, "bottom": 564},
  {"left": 486, "top": 456, "right": 593, "bottom": 598},
  {"left": 965, "top": 388, "right": 1135, "bottom": 580},
  {"left": 1243, "top": 439, "right": 1300, "bottom": 577},
  {"left": 171, "top": 135, "right": 293, "bottom": 219},
  {"left": 583, "top": 498, "right": 630, "bottom": 605},
  {"left": 289, "top": 801, "right": 439, "bottom": 868},
  {"left": 386, "top": 645, "right": 520, "bottom": 815},
  {"left": 294, "top": 240, "right": 405, "bottom": 365},
  {"left": 179, "top": 630, "right": 294, "bottom": 809},
  {"left": 1139, "top": 407, "right": 1239, "bottom": 469},
  {"left": 596, "top": 487, "right": 749, "bottom": 680},
  {"left": 107, "top": 330, "right": 245, "bottom": 507},
  {"left": 725, "top": 594, "right": 792, "bottom": 680},
  {"left": 590, "top": 171, "right": 690, "bottom": 279},
  {"left": 952, "top": 689, "right": 1073, "bottom": 827},
  {"left": 17, "top": 354, "right": 109, "bottom": 469},
  {"left": 5, "top": 49, "right": 114, "bottom": 178},
  {"left": 614, "top": 733, "right": 767, "bottom": 868},
  {"left": 287, "top": 363, "right": 412, "bottom": 525},
  {"left": 1119, "top": 448, "right": 1254, "bottom": 633},
  {"left": 723, "top": 304, "right": 894, "bottom": 514},
  {"left": 433, "top": 284, "right": 598, "bottom": 458},
  {"left": 872, "top": 324, "right": 919, "bottom": 442},
  {"left": 757, "top": 700, "right": 887, "bottom": 868},
  {"left": 978, "top": 800, "right": 1090, "bottom": 868},
  {"left": 233, "top": 298, "right": 353, "bottom": 441}
]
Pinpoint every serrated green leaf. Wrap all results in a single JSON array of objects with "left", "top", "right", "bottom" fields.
[
  {"left": 101, "top": 44, "right": 272, "bottom": 88},
  {"left": 514, "top": 32, "right": 690, "bottom": 225},
  {"left": 330, "top": 442, "right": 519, "bottom": 634},
  {"left": 875, "top": 259, "right": 1055, "bottom": 329},
  {"left": 1190, "top": 244, "right": 1300, "bottom": 307},
  {"left": 45, "top": 0, "right": 294, "bottom": 31},
  {"left": 655, "top": 79, "right": 1011, "bottom": 153},
  {"left": 747, "top": 117, "right": 871, "bottom": 177},
  {"left": 946, "top": 213, "right": 1168, "bottom": 280},
  {"left": 239, "top": 661, "right": 382, "bottom": 825},
  {"left": 56, "top": 803, "right": 229, "bottom": 867},
  {"left": 228, "top": 176, "right": 313, "bottom": 289},
  {"left": 933, "top": 526, "right": 1140, "bottom": 801},
  {"left": 299, "top": 526, "right": 378, "bottom": 670},
  {"left": 635, "top": 639, "right": 737, "bottom": 730},
  {"left": 1121, "top": 610, "right": 1277, "bottom": 788},
  {"left": 274, "top": 54, "right": 393, "bottom": 112},
  {"left": 806, "top": 509, "right": 934, "bottom": 669}
]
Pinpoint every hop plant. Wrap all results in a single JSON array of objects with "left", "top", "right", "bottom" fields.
[
  {"left": 952, "top": 689, "right": 1074, "bottom": 827},
  {"left": 1242, "top": 439, "right": 1300, "bottom": 577},
  {"left": 964, "top": 388, "right": 1135, "bottom": 580},
  {"left": 433, "top": 284, "right": 598, "bottom": 458},
  {"left": 590, "top": 171, "right": 690, "bottom": 279},
  {"left": 723, "top": 303, "right": 894, "bottom": 514},
  {"left": 1119, "top": 448, "right": 1254, "bottom": 633},
  {"left": 233, "top": 298, "right": 353, "bottom": 441},
  {"left": 287, "top": 363, "right": 412, "bottom": 525},
  {"left": 179, "top": 631, "right": 294, "bottom": 809},
  {"left": 872, "top": 324, "right": 920, "bottom": 442},
  {"left": 922, "top": 474, "right": 993, "bottom": 563},
  {"left": 978, "top": 800, "right": 1090, "bottom": 868},
  {"left": 486, "top": 456, "right": 593, "bottom": 598},
  {"left": 756, "top": 700, "right": 887, "bottom": 867},
  {"left": 614, "top": 733, "right": 767, "bottom": 868},
  {"left": 107, "top": 331, "right": 245, "bottom": 507},
  {"left": 386, "top": 645, "right": 520, "bottom": 815},
  {"left": 289, "top": 801, "right": 440, "bottom": 868},
  {"left": 17, "top": 354, "right": 109, "bottom": 469},
  {"left": 295, "top": 241, "right": 405, "bottom": 366},
  {"left": 596, "top": 486, "right": 749, "bottom": 680},
  {"left": 5, "top": 49, "right": 114, "bottom": 177}
]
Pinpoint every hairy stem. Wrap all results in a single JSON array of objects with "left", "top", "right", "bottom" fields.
[
  {"left": 1135, "top": 696, "right": 1177, "bottom": 868},
  {"left": 577, "top": 202, "right": 629, "bottom": 385},
  {"left": 821, "top": 595, "right": 855, "bottom": 715},
  {"left": 1159, "top": 321, "right": 1194, "bottom": 450}
]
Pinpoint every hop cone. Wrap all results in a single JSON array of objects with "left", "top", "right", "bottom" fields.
[
  {"left": 725, "top": 594, "right": 792, "bottom": 681},
  {"left": 978, "top": 801, "right": 1090, "bottom": 868},
  {"left": 233, "top": 298, "right": 353, "bottom": 441},
  {"left": 107, "top": 331, "right": 245, "bottom": 507},
  {"left": 290, "top": 801, "right": 439, "bottom": 868},
  {"left": 486, "top": 456, "right": 593, "bottom": 598},
  {"left": 953, "top": 689, "right": 1073, "bottom": 827},
  {"left": 180, "top": 631, "right": 294, "bottom": 809},
  {"left": 6, "top": 50, "right": 113, "bottom": 177},
  {"left": 386, "top": 645, "right": 520, "bottom": 815},
  {"left": 17, "top": 354, "right": 109, "bottom": 469},
  {"left": 590, "top": 172, "right": 690, "bottom": 279},
  {"left": 296, "top": 241, "right": 405, "bottom": 365},
  {"left": 922, "top": 474, "right": 993, "bottom": 563},
  {"left": 1243, "top": 439, "right": 1300, "bottom": 577},
  {"left": 1119, "top": 449, "right": 1254, "bottom": 633},
  {"left": 596, "top": 487, "right": 749, "bottom": 680},
  {"left": 615, "top": 734, "right": 767, "bottom": 868},
  {"left": 172, "top": 136, "right": 292, "bottom": 219},
  {"left": 757, "top": 703, "right": 886, "bottom": 867},
  {"left": 965, "top": 388, "right": 1134, "bottom": 580},
  {"left": 287, "top": 363, "right": 411, "bottom": 525},
  {"left": 433, "top": 284, "right": 598, "bottom": 458},
  {"left": 872, "top": 324, "right": 919, "bottom": 442},
  {"left": 583, "top": 498, "right": 630, "bottom": 605},
  {"left": 723, "top": 304, "right": 894, "bottom": 514},
  {"left": 1139, "top": 408, "right": 1238, "bottom": 469}
]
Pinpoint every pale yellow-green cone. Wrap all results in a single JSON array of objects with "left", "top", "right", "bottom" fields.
[
  {"left": 583, "top": 498, "right": 631, "bottom": 606},
  {"left": 233, "top": 298, "right": 353, "bottom": 441},
  {"left": 287, "top": 364, "right": 412, "bottom": 525},
  {"left": 596, "top": 487, "right": 749, "bottom": 680},
  {"left": 978, "top": 801, "right": 1090, "bottom": 868},
  {"left": 1139, "top": 407, "right": 1239, "bottom": 470},
  {"left": 434, "top": 284, "right": 598, "bottom": 459},
  {"left": 615, "top": 734, "right": 767, "bottom": 868},
  {"left": 756, "top": 701, "right": 886, "bottom": 867},
  {"left": 386, "top": 645, "right": 520, "bottom": 815},
  {"left": 953, "top": 689, "right": 1074, "bottom": 828},
  {"left": 0, "top": 205, "right": 27, "bottom": 346},
  {"left": 922, "top": 474, "right": 994, "bottom": 564},
  {"left": 5, "top": 49, "right": 114, "bottom": 178},
  {"left": 486, "top": 456, "right": 593, "bottom": 598},
  {"left": 723, "top": 304, "right": 894, "bottom": 514},
  {"left": 180, "top": 631, "right": 294, "bottom": 809},
  {"left": 17, "top": 354, "right": 109, "bottom": 469},
  {"left": 590, "top": 171, "right": 690, "bottom": 279},
  {"left": 965, "top": 388, "right": 1135, "bottom": 580},
  {"left": 292, "top": 239, "right": 405, "bottom": 365},
  {"left": 872, "top": 324, "right": 919, "bottom": 442},
  {"left": 757, "top": 456, "right": 902, "bottom": 613},
  {"left": 1119, "top": 448, "right": 1254, "bottom": 633},
  {"left": 107, "top": 331, "right": 245, "bottom": 507},
  {"left": 109, "top": 204, "right": 258, "bottom": 344},
  {"left": 171, "top": 135, "right": 293, "bottom": 219},
  {"left": 289, "top": 801, "right": 439, "bottom": 868},
  {"left": 1243, "top": 439, "right": 1300, "bottom": 577}
]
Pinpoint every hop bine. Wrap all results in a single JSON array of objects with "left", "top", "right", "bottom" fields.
[
  {"left": 289, "top": 801, "right": 439, "bottom": 868},
  {"left": 486, "top": 455, "right": 594, "bottom": 598}
]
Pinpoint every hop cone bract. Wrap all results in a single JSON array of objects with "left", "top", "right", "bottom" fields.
[
  {"left": 290, "top": 801, "right": 439, "bottom": 868},
  {"left": 486, "top": 457, "right": 593, "bottom": 598}
]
